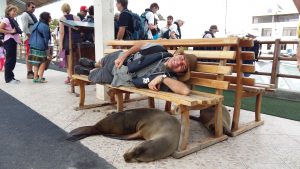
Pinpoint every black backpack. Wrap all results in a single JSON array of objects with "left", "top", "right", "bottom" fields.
[
  {"left": 162, "top": 29, "right": 170, "bottom": 39},
  {"left": 123, "top": 10, "right": 146, "bottom": 40}
]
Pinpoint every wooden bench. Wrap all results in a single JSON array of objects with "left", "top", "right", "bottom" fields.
[
  {"left": 105, "top": 38, "right": 272, "bottom": 137},
  {"left": 72, "top": 37, "right": 260, "bottom": 157}
]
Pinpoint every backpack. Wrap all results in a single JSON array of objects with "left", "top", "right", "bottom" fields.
[
  {"left": 141, "top": 10, "right": 159, "bottom": 39},
  {"left": 123, "top": 10, "right": 146, "bottom": 40},
  {"left": 162, "top": 29, "right": 171, "bottom": 39}
]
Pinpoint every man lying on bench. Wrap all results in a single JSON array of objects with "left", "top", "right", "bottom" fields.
[{"left": 74, "top": 42, "right": 197, "bottom": 95}]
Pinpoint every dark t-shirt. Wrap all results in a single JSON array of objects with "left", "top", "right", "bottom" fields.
[{"left": 118, "top": 9, "right": 134, "bottom": 40}]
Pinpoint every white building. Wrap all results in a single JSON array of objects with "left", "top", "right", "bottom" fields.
[{"left": 251, "top": 11, "right": 299, "bottom": 54}]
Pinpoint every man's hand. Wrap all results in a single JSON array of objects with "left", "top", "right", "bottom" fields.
[
  {"left": 114, "top": 56, "right": 126, "bottom": 68},
  {"left": 148, "top": 75, "right": 163, "bottom": 91}
]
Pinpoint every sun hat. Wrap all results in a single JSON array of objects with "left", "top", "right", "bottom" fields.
[{"left": 174, "top": 48, "right": 197, "bottom": 81}]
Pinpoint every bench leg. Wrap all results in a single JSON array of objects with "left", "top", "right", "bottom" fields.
[
  {"left": 124, "top": 93, "right": 130, "bottom": 101},
  {"left": 232, "top": 94, "right": 242, "bottom": 132},
  {"left": 214, "top": 103, "right": 223, "bottom": 137},
  {"left": 165, "top": 101, "right": 172, "bottom": 113},
  {"left": 148, "top": 97, "right": 155, "bottom": 108},
  {"left": 178, "top": 105, "right": 190, "bottom": 151},
  {"left": 78, "top": 80, "right": 86, "bottom": 108},
  {"left": 255, "top": 93, "right": 262, "bottom": 121},
  {"left": 115, "top": 90, "right": 124, "bottom": 112}
]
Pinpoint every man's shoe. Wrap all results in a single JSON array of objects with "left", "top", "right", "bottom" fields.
[
  {"left": 79, "top": 58, "right": 95, "bottom": 68},
  {"left": 27, "top": 71, "right": 34, "bottom": 79},
  {"left": 74, "top": 65, "right": 92, "bottom": 75}
]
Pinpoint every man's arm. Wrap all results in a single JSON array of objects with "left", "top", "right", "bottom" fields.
[
  {"left": 117, "top": 26, "right": 126, "bottom": 40},
  {"left": 21, "top": 13, "right": 30, "bottom": 37},
  {"left": 58, "top": 18, "right": 65, "bottom": 51},
  {"left": 148, "top": 75, "right": 191, "bottom": 95},
  {"left": 114, "top": 42, "right": 146, "bottom": 68}
]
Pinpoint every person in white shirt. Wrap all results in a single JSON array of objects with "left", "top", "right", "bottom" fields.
[
  {"left": 21, "top": 1, "right": 37, "bottom": 79},
  {"left": 143, "top": 3, "right": 159, "bottom": 40},
  {"left": 160, "top": 15, "right": 177, "bottom": 39}
]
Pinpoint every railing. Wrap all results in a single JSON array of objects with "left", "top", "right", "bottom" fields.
[{"left": 255, "top": 39, "right": 300, "bottom": 89}]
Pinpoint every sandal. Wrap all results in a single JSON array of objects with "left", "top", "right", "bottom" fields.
[
  {"left": 33, "top": 78, "right": 48, "bottom": 83},
  {"left": 64, "top": 77, "right": 71, "bottom": 84}
]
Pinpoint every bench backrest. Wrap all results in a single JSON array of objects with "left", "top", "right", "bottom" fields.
[{"left": 105, "top": 38, "right": 254, "bottom": 95}]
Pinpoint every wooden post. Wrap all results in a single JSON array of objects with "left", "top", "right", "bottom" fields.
[
  {"left": 270, "top": 39, "right": 280, "bottom": 88},
  {"left": 178, "top": 105, "right": 190, "bottom": 151},
  {"left": 68, "top": 27, "right": 74, "bottom": 93},
  {"left": 231, "top": 43, "right": 243, "bottom": 132}
]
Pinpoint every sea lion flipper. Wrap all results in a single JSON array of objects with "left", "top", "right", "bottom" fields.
[
  {"left": 103, "top": 131, "right": 142, "bottom": 140},
  {"left": 66, "top": 126, "right": 96, "bottom": 142}
]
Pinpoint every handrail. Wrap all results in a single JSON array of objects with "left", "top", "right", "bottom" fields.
[{"left": 254, "top": 39, "right": 300, "bottom": 88}]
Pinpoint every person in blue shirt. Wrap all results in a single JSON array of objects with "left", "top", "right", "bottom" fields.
[{"left": 28, "top": 12, "right": 52, "bottom": 83}]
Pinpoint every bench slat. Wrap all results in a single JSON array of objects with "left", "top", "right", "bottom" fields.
[
  {"left": 104, "top": 49, "right": 236, "bottom": 60},
  {"left": 189, "top": 77, "right": 229, "bottom": 90},
  {"left": 196, "top": 64, "right": 232, "bottom": 75},
  {"left": 201, "top": 62, "right": 255, "bottom": 73},
  {"left": 108, "top": 85, "right": 219, "bottom": 106},
  {"left": 72, "top": 74, "right": 90, "bottom": 82},
  {"left": 241, "top": 51, "right": 255, "bottom": 61},
  {"left": 191, "top": 72, "right": 255, "bottom": 86},
  {"left": 107, "top": 38, "right": 241, "bottom": 47}
]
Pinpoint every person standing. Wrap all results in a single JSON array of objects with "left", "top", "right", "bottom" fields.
[
  {"left": 203, "top": 25, "right": 219, "bottom": 38},
  {"left": 59, "top": 3, "right": 81, "bottom": 84},
  {"left": 82, "top": 5, "right": 94, "bottom": 42},
  {"left": 77, "top": 6, "right": 88, "bottom": 21},
  {"left": 21, "top": 1, "right": 37, "bottom": 79},
  {"left": 28, "top": 12, "right": 52, "bottom": 83},
  {"left": 115, "top": 0, "right": 134, "bottom": 40},
  {"left": 173, "top": 19, "right": 184, "bottom": 39},
  {"left": 0, "top": 5, "right": 22, "bottom": 84},
  {"left": 160, "top": 15, "right": 175, "bottom": 39},
  {"left": 143, "top": 3, "right": 160, "bottom": 40},
  {"left": 292, "top": 0, "right": 300, "bottom": 71}
]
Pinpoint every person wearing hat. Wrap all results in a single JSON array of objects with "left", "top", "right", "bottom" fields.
[
  {"left": 74, "top": 42, "right": 197, "bottom": 95},
  {"left": 203, "top": 25, "right": 219, "bottom": 38},
  {"left": 77, "top": 6, "right": 88, "bottom": 21}
]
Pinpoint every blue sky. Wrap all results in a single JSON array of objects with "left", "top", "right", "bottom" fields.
[{"left": 34, "top": 0, "right": 298, "bottom": 38}]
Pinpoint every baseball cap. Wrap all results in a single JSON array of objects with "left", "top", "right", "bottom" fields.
[{"left": 80, "top": 6, "right": 87, "bottom": 12}]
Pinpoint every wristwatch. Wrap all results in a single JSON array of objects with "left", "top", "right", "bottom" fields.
[
  {"left": 160, "top": 74, "right": 167, "bottom": 83},
  {"left": 297, "top": 65, "right": 300, "bottom": 68}
]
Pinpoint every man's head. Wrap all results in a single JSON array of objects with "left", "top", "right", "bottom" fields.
[
  {"left": 26, "top": 1, "right": 36, "bottom": 13},
  {"left": 150, "top": 3, "right": 159, "bottom": 13},
  {"left": 167, "top": 15, "right": 173, "bottom": 26},
  {"left": 88, "top": 5, "right": 94, "bottom": 16},
  {"left": 209, "top": 25, "right": 219, "bottom": 34},
  {"left": 116, "top": 0, "right": 128, "bottom": 12},
  {"left": 165, "top": 48, "right": 197, "bottom": 81},
  {"left": 61, "top": 3, "right": 71, "bottom": 14},
  {"left": 175, "top": 19, "right": 185, "bottom": 27},
  {"left": 80, "top": 6, "right": 88, "bottom": 17}
]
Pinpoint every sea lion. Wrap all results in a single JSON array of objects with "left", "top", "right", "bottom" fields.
[
  {"left": 198, "top": 105, "right": 231, "bottom": 135},
  {"left": 67, "top": 108, "right": 181, "bottom": 162}
]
